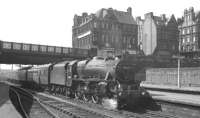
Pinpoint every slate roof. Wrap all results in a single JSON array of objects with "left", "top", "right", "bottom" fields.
[
  {"left": 95, "top": 8, "right": 104, "bottom": 18},
  {"left": 153, "top": 16, "right": 166, "bottom": 26},
  {"left": 95, "top": 8, "right": 137, "bottom": 25},
  {"left": 167, "top": 15, "right": 178, "bottom": 26},
  {"left": 195, "top": 11, "right": 200, "bottom": 21},
  {"left": 113, "top": 10, "right": 137, "bottom": 24}
]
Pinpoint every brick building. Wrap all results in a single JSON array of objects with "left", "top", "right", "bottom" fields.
[
  {"left": 178, "top": 7, "right": 200, "bottom": 58},
  {"left": 139, "top": 12, "right": 179, "bottom": 56},
  {"left": 72, "top": 7, "right": 138, "bottom": 57}
]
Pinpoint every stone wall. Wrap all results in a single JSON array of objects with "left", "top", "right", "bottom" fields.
[{"left": 143, "top": 67, "right": 200, "bottom": 87}]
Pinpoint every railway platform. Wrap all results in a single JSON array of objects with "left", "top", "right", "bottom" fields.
[
  {"left": 148, "top": 90, "right": 200, "bottom": 107},
  {"left": 0, "top": 82, "right": 22, "bottom": 118},
  {"left": 141, "top": 83, "right": 200, "bottom": 107},
  {"left": 141, "top": 83, "right": 200, "bottom": 93}
]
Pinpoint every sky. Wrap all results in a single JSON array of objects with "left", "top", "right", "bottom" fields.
[
  {"left": 0, "top": 0, "right": 199, "bottom": 69},
  {"left": 0, "top": 0, "right": 200, "bottom": 48}
]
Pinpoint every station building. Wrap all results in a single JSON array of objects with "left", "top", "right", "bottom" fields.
[
  {"left": 72, "top": 7, "right": 138, "bottom": 57},
  {"left": 178, "top": 7, "right": 200, "bottom": 58},
  {"left": 136, "top": 12, "right": 179, "bottom": 56}
]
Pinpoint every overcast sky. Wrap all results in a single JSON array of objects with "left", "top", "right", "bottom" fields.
[{"left": 0, "top": 0, "right": 200, "bottom": 48}]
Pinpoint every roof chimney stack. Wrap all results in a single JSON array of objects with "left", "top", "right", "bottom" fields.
[{"left": 127, "top": 7, "right": 132, "bottom": 16}]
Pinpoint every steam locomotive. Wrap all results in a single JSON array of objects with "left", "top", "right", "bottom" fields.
[{"left": 17, "top": 54, "right": 174, "bottom": 108}]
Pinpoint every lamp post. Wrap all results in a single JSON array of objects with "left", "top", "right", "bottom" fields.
[
  {"left": 177, "top": 57, "right": 181, "bottom": 88},
  {"left": 173, "top": 40, "right": 184, "bottom": 88},
  {"left": 172, "top": 55, "right": 184, "bottom": 88}
]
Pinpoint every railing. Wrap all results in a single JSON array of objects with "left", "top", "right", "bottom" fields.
[{"left": 0, "top": 41, "right": 90, "bottom": 57}]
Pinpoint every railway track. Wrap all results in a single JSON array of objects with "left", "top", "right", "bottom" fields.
[
  {"left": 8, "top": 83, "right": 188, "bottom": 118},
  {"left": 38, "top": 94, "right": 121, "bottom": 118},
  {"left": 9, "top": 87, "right": 29, "bottom": 118},
  {"left": 9, "top": 86, "right": 60, "bottom": 118},
  {"left": 10, "top": 86, "right": 121, "bottom": 118},
  {"left": 36, "top": 91, "right": 180, "bottom": 118}
]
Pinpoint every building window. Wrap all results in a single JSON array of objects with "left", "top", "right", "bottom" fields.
[
  {"left": 106, "top": 23, "right": 109, "bottom": 29},
  {"left": 127, "top": 37, "right": 131, "bottom": 48},
  {"left": 193, "top": 27, "right": 196, "bottom": 33},
  {"left": 115, "top": 24, "right": 118, "bottom": 30},
  {"left": 187, "top": 37, "right": 190, "bottom": 42},
  {"left": 181, "top": 46, "right": 184, "bottom": 51},
  {"left": 193, "top": 36, "right": 196, "bottom": 42},
  {"left": 102, "top": 23, "right": 104, "bottom": 29},
  {"left": 182, "top": 29, "right": 185, "bottom": 34},
  {"left": 187, "top": 28, "right": 190, "bottom": 34},
  {"left": 132, "top": 38, "right": 135, "bottom": 44},
  {"left": 193, "top": 45, "right": 196, "bottom": 51},
  {"left": 78, "top": 39, "right": 82, "bottom": 48},
  {"left": 106, "top": 35, "right": 109, "bottom": 43},
  {"left": 94, "top": 22, "right": 97, "bottom": 28},
  {"left": 102, "top": 34, "right": 105, "bottom": 43},
  {"left": 84, "top": 39, "right": 86, "bottom": 46},
  {"left": 123, "top": 36, "right": 126, "bottom": 44},
  {"left": 185, "top": 29, "right": 187, "bottom": 34},
  {"left": 172, "top": 45, "right": 175, "bottom": 50},
  {"left": 112, "top": 24, "right": 114, "bottom": 30},
  {"left": 182, "top": 38, "right": 185, "bottom": 43}
]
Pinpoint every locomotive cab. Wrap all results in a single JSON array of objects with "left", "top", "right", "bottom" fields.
[{"left": 67, "top": 60, "right": 78, "bottom": 79}]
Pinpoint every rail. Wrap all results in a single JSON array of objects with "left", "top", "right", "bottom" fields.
[
  {"left": 9, "top": 86, "right": 60, "bottom": 118},
  {"left": 9, "top": 87, "right": 30, "bottom": 118},
  {"left": 37, "top": 91, "right": 180, "bottom": 118}
]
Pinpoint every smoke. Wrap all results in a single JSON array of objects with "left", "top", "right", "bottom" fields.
[{"left": 102, "top": 98, "right": 118, "bottom": 110}]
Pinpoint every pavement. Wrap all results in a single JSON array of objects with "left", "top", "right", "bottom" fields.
[{"left": 0, "top": 82, "right": 22, "bottom": 118}]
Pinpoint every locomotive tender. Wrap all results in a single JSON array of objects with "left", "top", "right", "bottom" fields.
[{"left": 17, "top": 54, "right": 161, "bottom": 108}]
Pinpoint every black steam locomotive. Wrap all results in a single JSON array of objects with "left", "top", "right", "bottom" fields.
[{"left": 17, "top": 54, "right": 168, "bottom": 108}]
